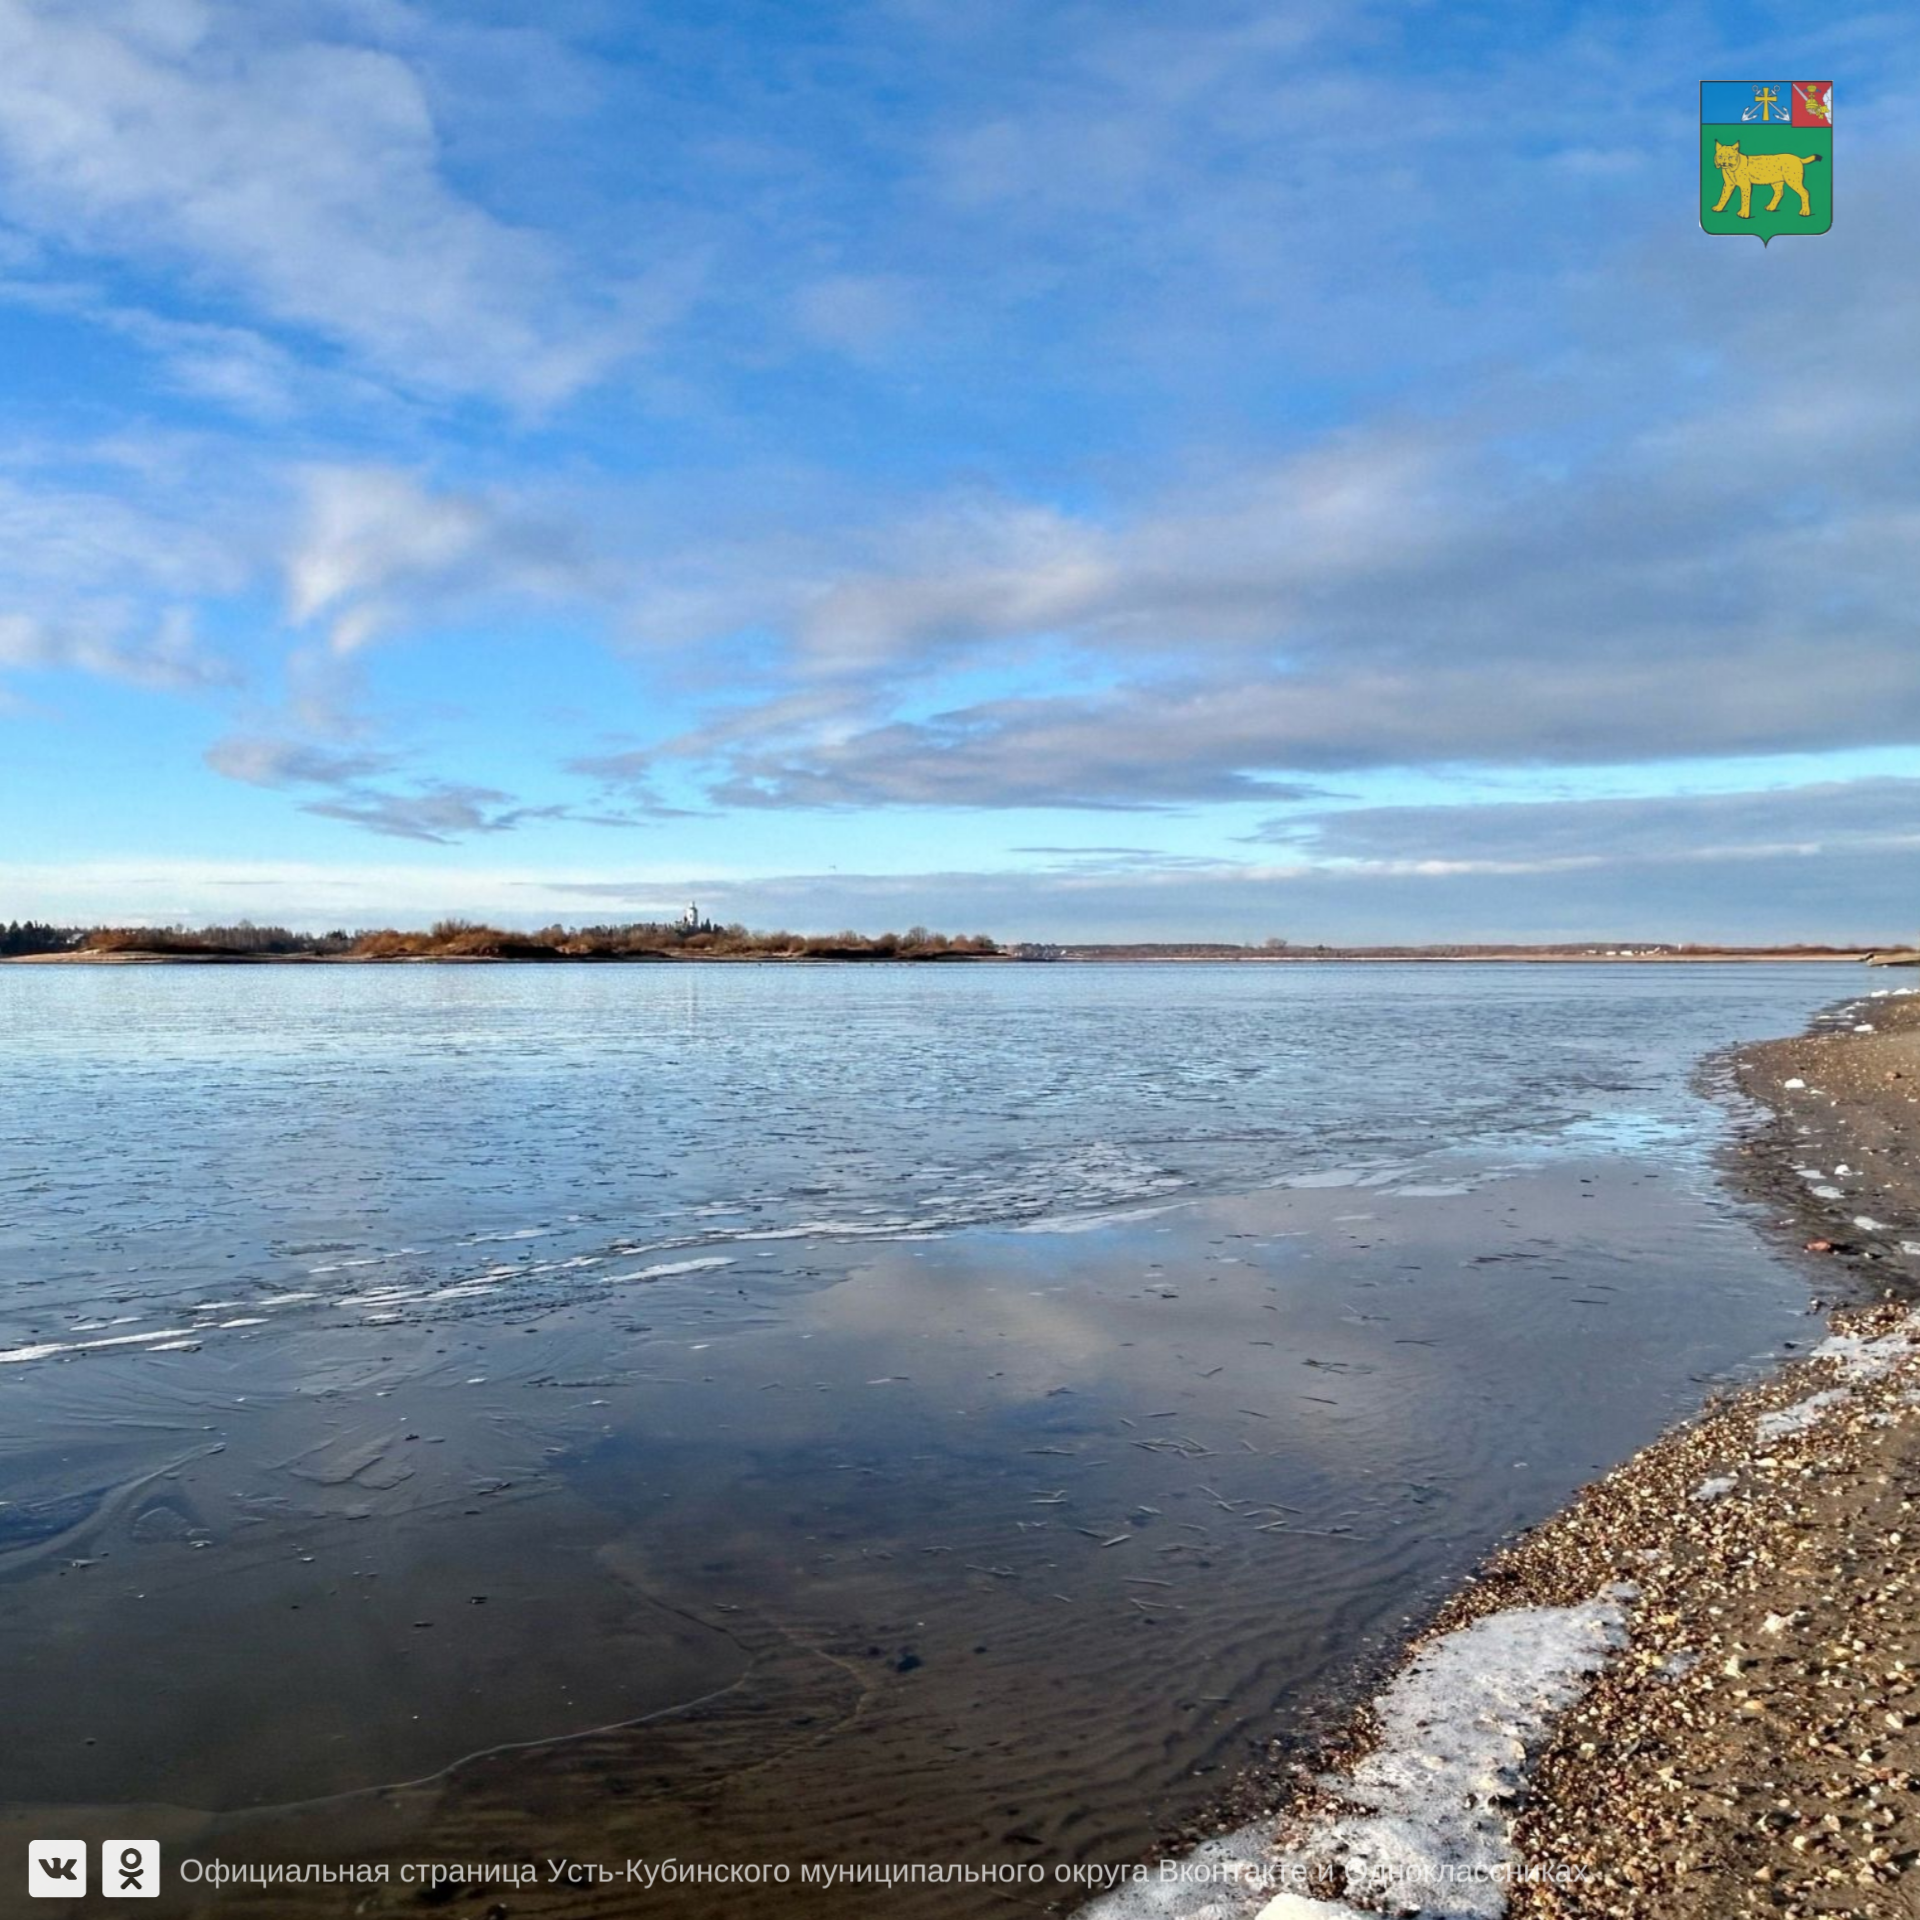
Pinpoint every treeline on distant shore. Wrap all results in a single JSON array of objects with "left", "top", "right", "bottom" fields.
[
  {"left": 2, "top": 920, "right": 85, "bottom": 956},
  {"left": 1, "top": 918, "right": 1000, "bottom": 961}
]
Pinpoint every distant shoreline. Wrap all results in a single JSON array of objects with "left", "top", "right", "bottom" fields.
[
  {"left": 2, "top": 947, "right": 1000, "bottom": 965},
  {"left": 2, "top": 945, "right": 1894, "bottom": 967},
  {"left": 1056, "top": 946, "right": 1887, "bottom": 965}
]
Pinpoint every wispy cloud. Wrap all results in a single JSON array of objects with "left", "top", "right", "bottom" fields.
[
  {"left": 204, "top": 730, "right": 558, "bottom": 843},
  {"left": 562, "top": 747, "right": 702, "bottom": 817},
  {"left": 0, "top": 605, "right": 233, "bottom": 692},
  {"left": 0, "top": 450, "right": 247, "bottom": 693},
  {"left": 0, "top": 0, "right": 668, "bottom": 407},
  {"left": 303, "top": 785, "right": 566, "bottom": 844},
  {"left": 286, "top": 465, "right": 602, "bottom": 654},
  {"left": 631, "top": 170, "right": 1920, "bottom": 809},
  {"left": 1251, "top": 780, "right": 1920, "bottom": 874},
  {"left": 204, "top": 726, "right": 664, "bottom": 844},
  {"left": 203, "top": 735, "right": 400, "bottom": 790}
]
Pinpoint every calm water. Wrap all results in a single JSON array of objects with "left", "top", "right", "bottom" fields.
[
  {"left": 0, "top": 962, "right": 1853, "bottom": 1352},
  {"left": 0, "top": 962, "right": 1852, "bottom": 1916}
]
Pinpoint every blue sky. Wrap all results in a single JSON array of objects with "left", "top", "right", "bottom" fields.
[{"left": 0, "top": 0, "right": 1915, "bottom": 942}]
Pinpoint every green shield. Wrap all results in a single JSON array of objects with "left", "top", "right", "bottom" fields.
[{"left": 1701, "top": 123, "right": 1831, "bottom": 243}]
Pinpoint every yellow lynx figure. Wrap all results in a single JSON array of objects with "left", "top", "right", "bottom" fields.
[{"left": 1711, "top": 140, "right": 1822, "bottom": 218}]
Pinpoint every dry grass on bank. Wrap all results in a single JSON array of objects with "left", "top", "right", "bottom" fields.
[
  {"left": 347, "top": 920, "right": 1000, "bottom": 961},
  {"left": 6, "top": 919, "right": 1000, "bottom": 963}
]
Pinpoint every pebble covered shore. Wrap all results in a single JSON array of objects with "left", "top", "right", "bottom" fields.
[
  {"left": 1368, "top": 984, "right": 1920, "bottom": 1918},
  {"left": 1489, "top": 983, "right": 1920, "bottom": 1917},
  {"left": 1112, "top": 982, "right": 1920, "bottom": 1920}
]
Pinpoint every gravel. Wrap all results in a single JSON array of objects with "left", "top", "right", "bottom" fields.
[{"left": 1157, "top": 985, "right": 1920, "bottom": 1918}]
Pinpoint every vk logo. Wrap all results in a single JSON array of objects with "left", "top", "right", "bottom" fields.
[{"left": 27, "top": 1841, "right": 87, "bottom": 1897}]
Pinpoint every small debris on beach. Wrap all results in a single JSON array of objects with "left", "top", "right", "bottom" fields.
[{"left": 1080, "top": 990, "right": 1920, "bottom": 1920}]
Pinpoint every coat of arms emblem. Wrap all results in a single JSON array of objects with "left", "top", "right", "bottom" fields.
[{"left": 1701, "top": 82, "right": 1832, "bottom": 242}]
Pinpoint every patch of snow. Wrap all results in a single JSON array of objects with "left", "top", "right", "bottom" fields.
[
  {"left": 1691, "top": 1475, "right": 1737, "bottom": 1503},
  {"left": 1812, "top": 1321, "right": 1916, "bottom": 1383},
  {"left": 1080, "top": 1595, "right": 1632, "bottom": 1920},
  {"left": 1308, "top": 1596, "right": 1631, "bottom": 1918},
  {"left": 1756, "top": 1389, "right": 1850, "bottom": 1443}
]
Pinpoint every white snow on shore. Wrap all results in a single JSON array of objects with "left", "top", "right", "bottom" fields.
[
  {"left": 1754, "top": 1317, "right": 1920, "bottom": 1445},
  {"left": 1755, "top": 1389, "right": 1850, "bottom": 1443},
  {"left": 1813, "top": 1321, "right": 1916, "bottom": 1382},
  {"left": 1079, "top": 1594, "right": 1632, "bottom": 1920}
]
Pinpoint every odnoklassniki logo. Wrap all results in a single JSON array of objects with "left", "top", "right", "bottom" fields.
[{"left": 1702, "top": 82, "right": 1832, "bottom": 242}]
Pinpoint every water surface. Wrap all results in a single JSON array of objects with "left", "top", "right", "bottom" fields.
[{"left": 0, "top": 962, "right": 1849, "bottom": 1914}]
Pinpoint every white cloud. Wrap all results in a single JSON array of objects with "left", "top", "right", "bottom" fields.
[
  {"left": 0, "top": 466, "right": 245, "bottom": 601},
  {"left": 99, "top": 306, "right": 394, "bottom": 422},
  {"left": 632, "top": 138, "right": 1920, "bottom": 812},
  {"left": 1253, "top": 780, "right": 1920, "bottom": 873},
  {"left": 0, "top": 0, "right": 648, "bottom": 406},
  {"left": 201, "top": 727, "right": 544, "bottom": 842},
  {"left": 202, "top": 726, "right": 654, "bottom": 843},
  {"left": 0, "top": 605, "right": 233, "bottom": 691},
  {"left": 202, "top": 734, "right": 397, "bottom": 789},
  {"left": 288, "top": 467, "right": 490, "bottom": 652},
  {"left": 0, "top": 459, "right": 248, "bottom": 690},
  {"left": 301, "top": 783, "right": 564, "bottom": 843},
  {"left": 286, "top": 465, "right": 597, "bottom": 653},
  {"left": 789, "top": 430, "right": 1446, "bottom": 674}
]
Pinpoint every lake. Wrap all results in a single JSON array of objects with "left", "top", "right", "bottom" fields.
[{"left": 0, "top": 962, "right": 1852, "bottom": 1915}]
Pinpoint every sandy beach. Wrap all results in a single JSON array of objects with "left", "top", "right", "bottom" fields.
[{"left": 1093, "top": 982, "right": 1920, "bottom": 1920}]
